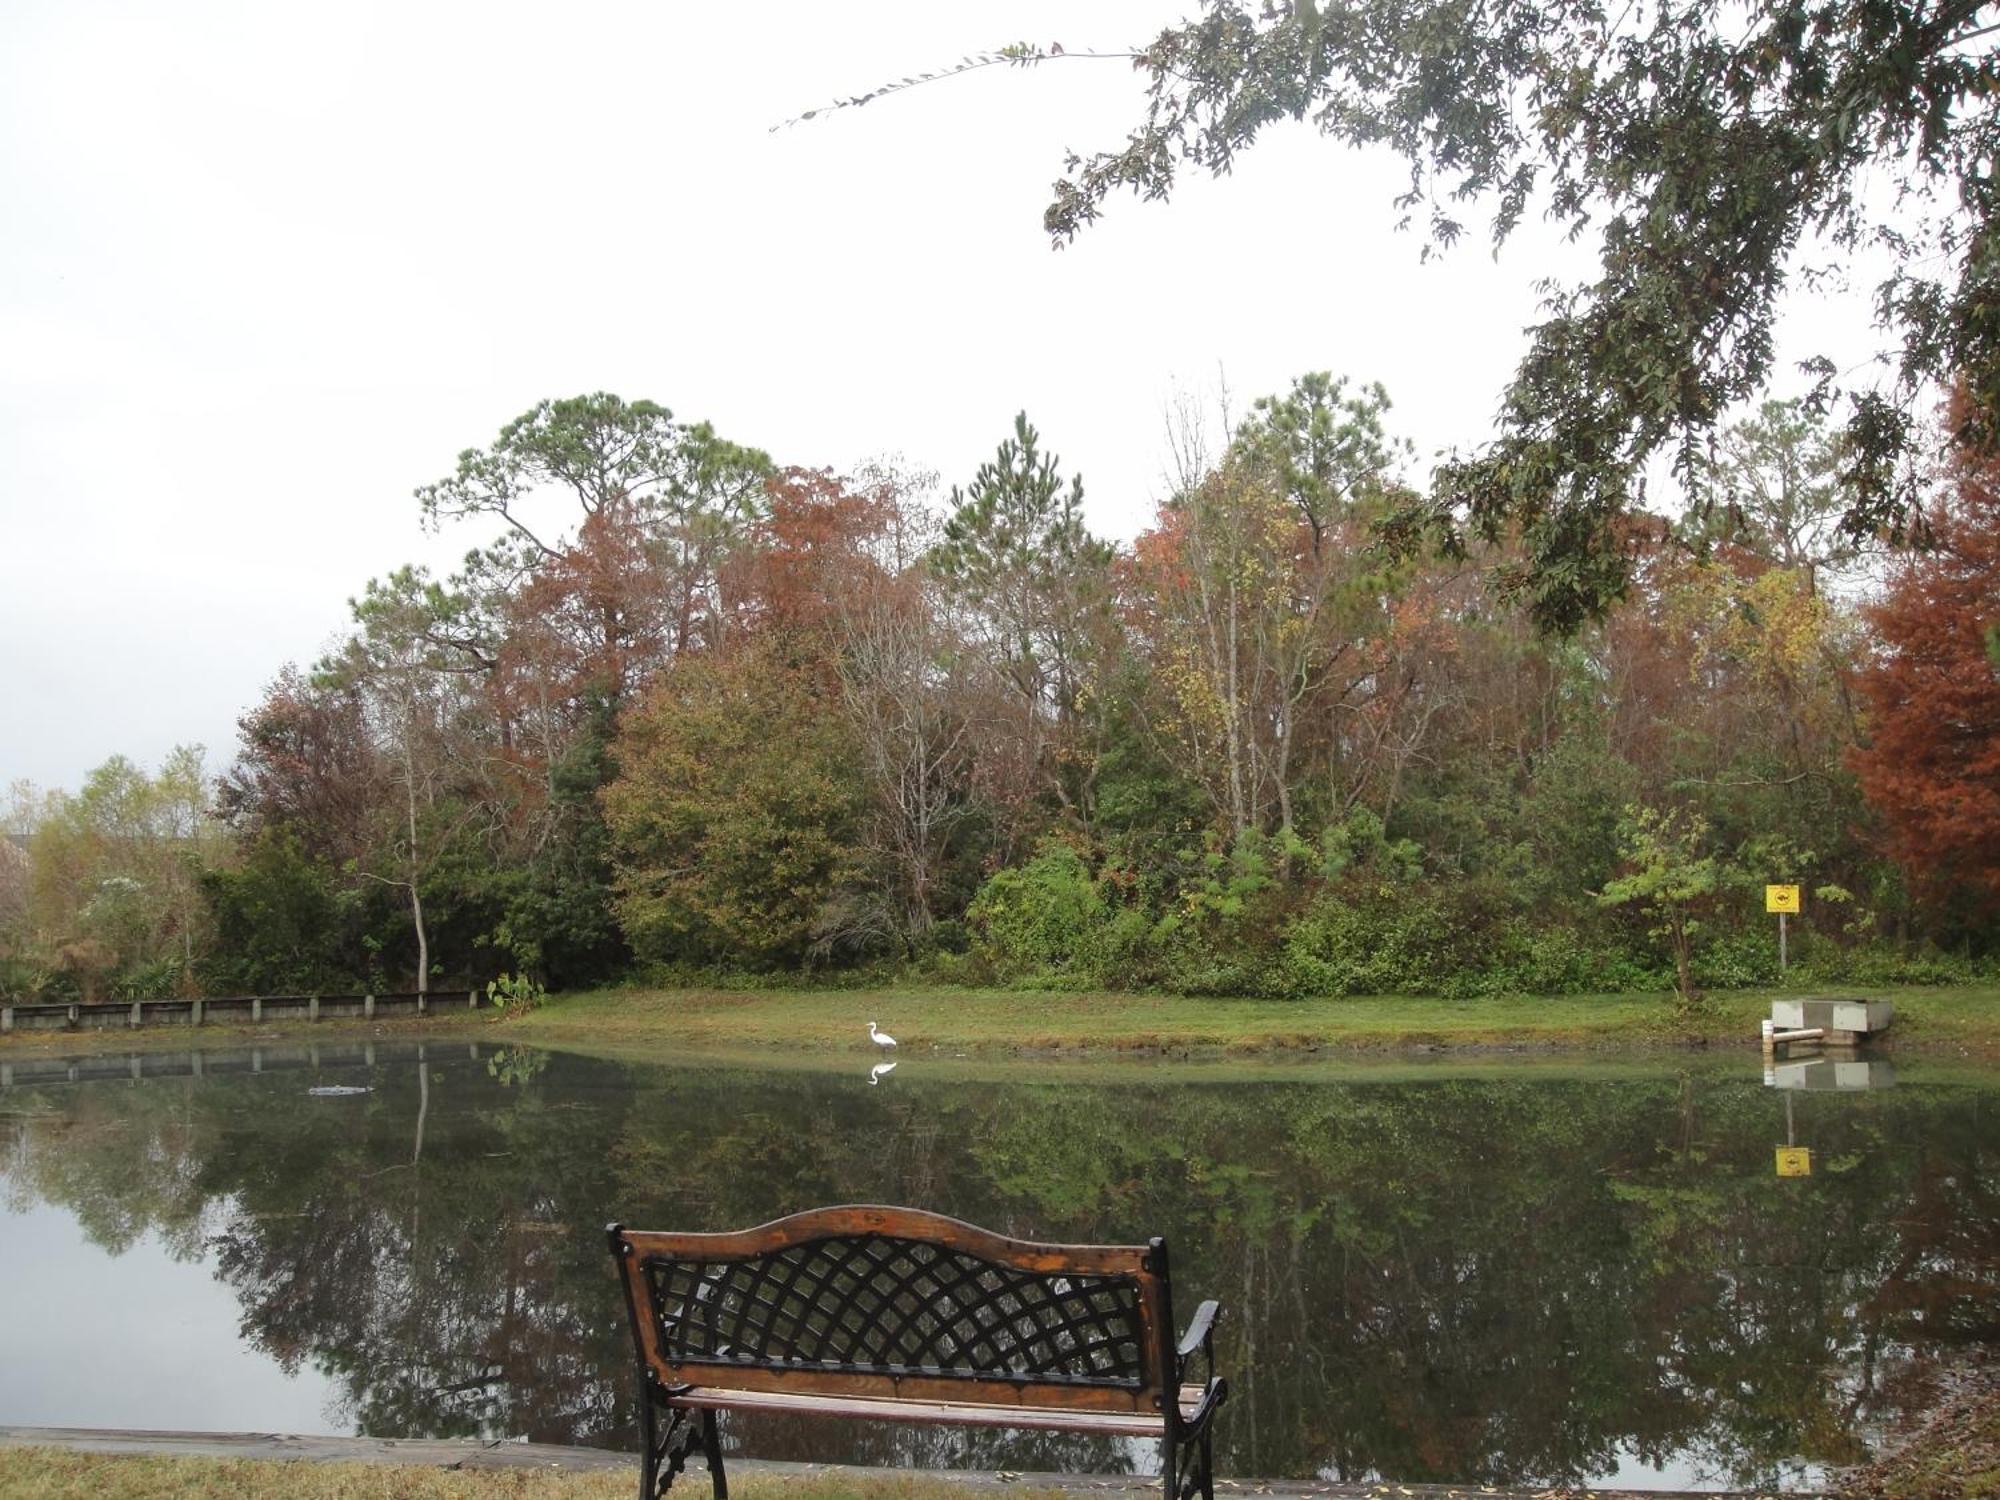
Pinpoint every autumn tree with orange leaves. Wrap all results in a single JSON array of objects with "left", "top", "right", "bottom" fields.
[{"left": 1850, "top": 434, "right": 2000, "bottom": 926}]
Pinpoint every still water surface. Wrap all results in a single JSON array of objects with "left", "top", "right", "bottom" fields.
[{"left": 0, "top": 1039, "right": 1992, "bottom": 1491}]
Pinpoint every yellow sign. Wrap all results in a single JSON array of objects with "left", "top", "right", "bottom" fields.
[
  {"left": 1775, "top": 1147, "right": 1812, "bottom": 1177},
  {"left": 1766, "top": 884, "right": 1801, "bottom": 914}
]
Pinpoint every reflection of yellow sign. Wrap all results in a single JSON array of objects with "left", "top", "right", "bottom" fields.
[
  {"left": 1766, "top": 884, "right": 1801, "bottom": 914},
  {"left": 1775, "top": 1147, "right": 1812, "bottom": 1177}
]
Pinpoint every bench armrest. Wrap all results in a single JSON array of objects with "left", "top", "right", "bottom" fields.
[
  {"left": 1176, "top": 1299, "right": 1220, "bottom": 1363},
  {"left": 1175, "top": 1298, "right": 1221, "bottom": 1398}
]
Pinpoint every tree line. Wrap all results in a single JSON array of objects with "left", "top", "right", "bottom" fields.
[{"left": 3, "top": 381, "right": 1996, "bottom": 1005}]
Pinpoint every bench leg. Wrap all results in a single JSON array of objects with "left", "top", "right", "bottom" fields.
[
  {"left": 703, "top": 1409, "right": 727, "bottom": 1500},
  {"left": 639, "top": 1389, "right": 705, "bottom": 1500},
  {"left": 1162, "top": 1430, "right": 1214, "bottom": 1500}
]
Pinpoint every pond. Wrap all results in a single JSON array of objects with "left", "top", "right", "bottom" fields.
[{"left": 0, "top": 1039, "right": 1993, "bottom": 1492}]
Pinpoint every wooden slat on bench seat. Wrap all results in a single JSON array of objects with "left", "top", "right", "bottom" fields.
[{"left": 659, "top": 1384, "right": 1211, "bottom": 1437}]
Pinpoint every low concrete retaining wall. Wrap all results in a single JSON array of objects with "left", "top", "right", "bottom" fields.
[
  {"left": 0, "top": 990, "right": 483, "bottom": 1036},
  {"left": 0, "top": 1037, "right": 489, "bottom": 1090},
  {"left": 0, "top": 1032, "right": 484, "bottom": 1096}
]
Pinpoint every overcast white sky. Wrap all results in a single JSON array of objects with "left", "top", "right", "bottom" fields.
[{"left": 1, "top": 0, "right": 1885, "bottom": 793}]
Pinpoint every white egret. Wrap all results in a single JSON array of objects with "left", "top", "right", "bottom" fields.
[{"left": 868, "top": 1020, "right": 898, "bottom": 1052}]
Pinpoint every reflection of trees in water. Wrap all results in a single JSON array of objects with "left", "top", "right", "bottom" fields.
[
  {"left": 2, "top": 1086, "right": 220, "bottom": 1260},
  {"left": 203, "top": 1060, "right": 626, "bottom": 1444},
  {"left": 4, "top": 1054, "right": 1994, "bottom": 1489}
]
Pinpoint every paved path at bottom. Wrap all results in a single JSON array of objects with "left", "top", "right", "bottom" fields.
[{"left": 0, "top": 1425, "right": 1822, "bottom": 1499}]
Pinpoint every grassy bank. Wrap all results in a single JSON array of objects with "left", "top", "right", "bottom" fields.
[
  {"left": 1837, "top": 1368, "right": 2000, "bottom": 1498},
  {"left": 5, "top": 981, "right": 1996, "bottom": 1062},
  {"left": 504, "top": 981, "right": 2000, "bottom": 1057},
  {"left": 0, "top": 1450, "right": 1073, "bottom": 1500}
]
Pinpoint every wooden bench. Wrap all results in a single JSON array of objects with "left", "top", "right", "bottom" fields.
[{"left": 607, "top": 1206, "right": 1227, "bottom": 1500}]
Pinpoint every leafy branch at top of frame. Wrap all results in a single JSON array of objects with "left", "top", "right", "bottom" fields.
[{"left": 770, "top": 43, "right": 1146, "bottom": 133}]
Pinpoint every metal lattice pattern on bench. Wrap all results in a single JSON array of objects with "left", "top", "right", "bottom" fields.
[{"left": 642, "top": 1234, "right": 1146, "bottom": 1386}]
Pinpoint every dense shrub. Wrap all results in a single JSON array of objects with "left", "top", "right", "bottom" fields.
[
  {"left": 966, "top": 842, "right": 1107, "bottom": 977},
  {"left": 1278, "top": 879, "right": 1640, "bottom": 998},
  {"left": 1788, "top": 941, "right": 1999, "bottom": 987},
  {"left": 110, "top": 956, "right": 191, "bottom": 1000},
  {"left": 197, "top": 831, "right": 368, "bottom": 995},
  {"left": 1687, "top": 927, "right": 1780, "bottom": 990}
]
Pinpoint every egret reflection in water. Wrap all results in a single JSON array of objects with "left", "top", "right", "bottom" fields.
[{"left": 869, "top": 1061, "right": 898, "bottom": 1086}]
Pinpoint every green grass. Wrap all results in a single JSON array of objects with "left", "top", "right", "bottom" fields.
[
  {"left": 1838, "top": 1376, "right": 2000, "bottom": 1498},
  {"left": 7, "top": 980, "right": 1995, "bottom": 1063},
  {"left": 504, "top": 981, "right": 2000, "bottom": 1058},
  {"left": 0, "top": 1450, "right": 1073, "bottom": 1500}
]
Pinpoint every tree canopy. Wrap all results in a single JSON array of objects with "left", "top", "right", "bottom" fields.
[
  {"left": 8, "top": 384, "right": 1994, "bottom": 1004},
  {"left": 830, "top": 1, "right": 2000, "bottom": 629}
]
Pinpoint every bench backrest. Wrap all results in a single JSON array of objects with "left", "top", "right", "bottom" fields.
[{"left": 608, "top": 1206, "right": 1176, "bottom": 1413}]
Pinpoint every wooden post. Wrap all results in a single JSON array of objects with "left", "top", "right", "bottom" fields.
[
  {"left": 417, "top": 991, "right": 426, "bottom": 1017},
  {"left": 131, "top": 1001, "right": 142, "bottom": 1029},
  {"left": 309, "top": 995, "right": 320, "bottom": 1023},
  {"left": 2, "top": 1005, "right": 12, "bottom": 1033},
  {"left": 1778, "top": 911, "right": 1788, "bottom": 975},
  {"left": 192, "top": 998, "right": 204, "bottom": 1027},
  {"left": 364, "top": 993, "right": 375, "bottom": 1019},
  {"left": 252, "top": 997, "right": 262, "bottom": 1023}
]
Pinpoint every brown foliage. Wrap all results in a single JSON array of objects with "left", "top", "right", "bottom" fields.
[
  {"left": 1850, "top": 436, "right": 2000, "bottom": 915},
  {"left": 217, "top": 668, "right": 383, "bottom": 865},
  {"left": 723, "top": 467, "right": 904, "bottom": 640}
]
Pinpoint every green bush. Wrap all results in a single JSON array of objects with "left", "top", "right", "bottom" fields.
[
  {"left": 484, "top": 971, "right": 547, "bottom": 1014},
  {"left": 1689, "top": 927, "right": 1780, "bottom": 989},
  {"left": 966, "top": 842, "right": 1108, "bottom": 977},
  {"left": 197, "top": 831, "right": 364, "bottom": 996},
  {"left": 1791, "top": 940, "right": 1998, "bottom": 986},
  {"left": 915, "top": 918, "right": 971, "bottom": 958},
  {"left": 111, "top": 956, "right": 188, "bottom": 1001},
  {"left": 0, "top": 956, "right": 54, "bottom": 1002},
  {"left": 1279, "top": 880, "right": 1506, "bottom": 998},
  {"left": 1276, "top": 878, "right": 1651, "bottom": 999}
]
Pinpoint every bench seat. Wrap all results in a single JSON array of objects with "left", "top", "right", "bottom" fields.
[{"left": 656, "top": 1381, "right": 1213, "bottom": 1436}]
